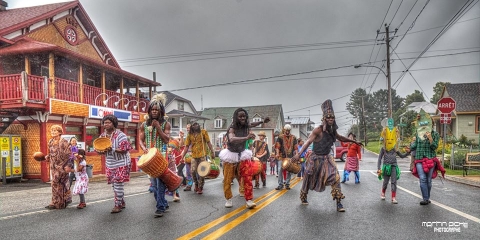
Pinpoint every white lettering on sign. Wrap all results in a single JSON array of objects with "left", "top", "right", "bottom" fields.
[{"left": 438, "top": 103, "right": 455, "bottom": 108}]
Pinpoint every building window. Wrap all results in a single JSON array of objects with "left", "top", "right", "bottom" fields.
[
  {"left": 178, "top": 101, "right": 184, "bottom": 111},
  {"left": 127, "top": 128, "right": 137, "bottom": 150},
  {"left": 41, "top": 66, "right": 49, "bottom": 77},
  {"left": 215, "top": 119, "right": 222, "bottom": 128},
  {"left": 86, "top": 126, "right": 100, "bottom": 152},
  {"left": 253, "top": 117, "right": 262, "bottom": 123}
]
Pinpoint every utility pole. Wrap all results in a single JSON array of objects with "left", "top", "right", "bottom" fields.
[
  {"left": 361, "top": 96, "right": 367, "bottom": 146},
  {"left": 385, "top": 24, "right": 393, "bottom": 118},
  {"left": 377, "top": 23, "right": 396, "bottom": 118}
]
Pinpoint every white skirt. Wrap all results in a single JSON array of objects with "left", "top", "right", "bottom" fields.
[{"left": 219, "top": 149, "right": 252, "bottom": 163}]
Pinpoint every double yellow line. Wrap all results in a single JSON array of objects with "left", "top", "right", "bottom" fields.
[{"left": 177, "top": 177, "right": 302, "bottom": 240}]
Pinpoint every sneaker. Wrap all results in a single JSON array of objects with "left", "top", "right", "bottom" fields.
[
  {"left": 336, "top": 202, "right": 345, "bottom": 212},
  {"left": 165, "top": 206, "right": 170, "bottom": 212},
  {"left": 275, "top": 186, "right": 283, "bottom": 190},
  {"left": 392, "top": 198, "right": 398, "bottom": 204},
  {"left": 262, "top": 182, "right": 266, "bottom": 187},
  {"left": 197, "top": 188, "right": 203, "bottom": 194},
  {"left": 254, "top": 185, "right": 259, "bottom": 189},
  {"left": 154, "top": 210, "right": 164, "bottom": 217},
  {"left": 355, "top": 181, "right": 360, "bottom": 184},
  {"left": 380, "top": 193, "right": 386, "bottom": 200},
  {"left": 239, "top": 192, "right": 244, "bottom": 197},
  {"left": 420, "top": 200, "right": 429, "bottom": 205},
  {"left": 246, "top": 200, "right": 256, "bottom": 209},
  {"left": 341, "top": 179, "right": 346, "bottom": 183},
  {"left": 286, "top": 186, "right": 291, "bottom": 190},
  {"left": 173, "top": 196, "right": 180, "bottom": 202},
  {"left": 225, "top": 199, "right": 233, "bottom": 208},
  {"left": 301, "top": 199, "right": 309, "bottom": 205},
  {"left": 76, "top": 203, "right": 86, "bottom": 209},
  {"left": 121, "top": 202, "right": 126, "bottom": 209},
  {"left": 184, "top": 186, "right": 192, "bottom": 191}
]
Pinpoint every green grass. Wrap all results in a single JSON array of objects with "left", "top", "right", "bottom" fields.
[
  {"left": 445, "top": 168, "right": 480, "bottom": 176},
  {"left": 365, "top": 141, "right": 382, "bottom": 154}
]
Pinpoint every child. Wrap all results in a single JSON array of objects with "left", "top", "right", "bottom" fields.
[
  {"left": 269, "top": 154, "right": 276, "bottom": 175},
  {"left": 377, "top": 127, "right": 409, "bottom": 204},
  {"left": 68, "top": 149, "right": 89, "bottom": 209}
]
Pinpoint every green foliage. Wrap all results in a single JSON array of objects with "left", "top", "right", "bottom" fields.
[
  {"left": 436, "top": 138, "right": 452, "bottom": 155},
  {"left": 430, "top": 81, "right": 450, "bottom": 104}
]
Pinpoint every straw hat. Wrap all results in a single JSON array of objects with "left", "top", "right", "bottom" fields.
[{"left": 258, "top": 131, "right": 266, "bottom": 137}]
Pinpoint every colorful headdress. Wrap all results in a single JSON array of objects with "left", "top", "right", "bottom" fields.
[
  {"left": 414, "top": 109, "right": 432, "bottom": 141},
  {"left": 168, "top": 139, "right": 180, "bottom": 149},
  {"left": 144, "top": 93, "right": 167, "bottom": 121},
  {"left": 380, "top": 125, "right": 400, "bottom": 151},
  {"left": 321, "top": 99, "right": 338, "bottom": 131}
]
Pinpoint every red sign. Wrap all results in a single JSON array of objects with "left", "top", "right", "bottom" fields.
[
  {"left": 437, "top": 97, "right": 456, "bottom": 113},
  {"left": 440, "top": 113, "right": 451, "bottom": 124}
]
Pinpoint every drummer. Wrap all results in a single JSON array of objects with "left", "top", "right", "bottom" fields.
[
  {"left": 275, "top": 124, "right": 298, "bottom": 190},
  {"left": 180, "top": 122, "right": 215, "bottom": 194},
  {"left": 139, "top": 93, "right": 172, "bottom": 217},
  {"left": 219, "top": 108, "right": 270, "bottom": 209}
]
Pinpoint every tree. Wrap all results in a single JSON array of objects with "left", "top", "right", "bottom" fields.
[
  {"left": 405, "top": 90, "right": 425, "bottom": 106},
  {"left": 430, "top": 81, "right": 450, "bottom": 104}
]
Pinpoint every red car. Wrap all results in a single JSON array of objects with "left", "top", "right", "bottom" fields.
[{"left": 334, "top": 141, "right": 349, "bottom": 161}]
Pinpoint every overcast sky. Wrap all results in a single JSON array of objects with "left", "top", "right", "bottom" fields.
[{"left": 7, "top": 0, "right": 480, "bottom": 134}]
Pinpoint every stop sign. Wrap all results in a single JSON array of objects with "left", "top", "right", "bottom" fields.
[{"left": 437, "top": 97, "right": 456, "bottom": 113}]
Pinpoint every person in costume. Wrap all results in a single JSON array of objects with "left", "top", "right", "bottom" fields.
[
  {"left": 167, "top": 139, "right": 182, "bottom": 202},
  {"left": 409, "top": 109, "right": 445, "bottom": 205},
  {"left": 182, "top": 124, "right": 194, "bottom": 191},
  {"left": 341, "top": 133, "right": 362, "bottom": 184},
  {"left": 45, "top": 125, "right": 73, "bottom": 210},
  {"left": 180, "top": 122, "right": 215, "bottom": 194},
  {"left": 296, "top": 139, "right": 307, "bottom": 179},
  {"left": 139, "top": 93, "right": 171, "bottom": 217},
  {"left": 376, "top": 121, "right": 409, "bottom": 204},
  {"left": 275, "top": 124, "right": 298, "bottom": 190},
  {"left": 291, "top": 99, "right": 361, "bottom": 212},
  {"left": 98, "top": 114, "right": 132, "bottom": 214},
  {"left": 219, "top": 108, "right": 269, "bottom": 208},
  {"left": 253, "top": 131, "right": 269, "bottom": 188}
]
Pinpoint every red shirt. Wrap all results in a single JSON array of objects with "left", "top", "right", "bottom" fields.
[{"left": 341, "top": 142, "right": 362, "bottom": 159}]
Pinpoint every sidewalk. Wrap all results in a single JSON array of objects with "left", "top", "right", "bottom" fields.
[{"left": 444, "top": 175, "right": 480, "bottom": 188}]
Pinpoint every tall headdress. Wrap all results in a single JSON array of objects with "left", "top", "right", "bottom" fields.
[
  {"left": 414, "top": 109, "right": 432, "bottom": 141},
  {"left": 144, "top": 93, "right": 167, "bottom": 121},
  {"left": 321, "top": 99, "right": 338, "bottom": 131}
]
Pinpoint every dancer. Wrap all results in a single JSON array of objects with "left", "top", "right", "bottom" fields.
[
  {"left": 409, "top": 109, "right": 445, "bottom": 205},
  {"left": 275, "top": 124, "right": 297, "bottom": 190},
  {"left": 98, "top": 114, "right": 132, "bottom": 214},
  {"left": 139, "top": 93, "right": 171, "bottom": 217},
  {"left": 291, "top": 99, "right": 361, "bottom": 212},
  {"left": 341, "top": 133, "right": 362, "bottom": 184},
  {"left": 45, "top": 125, "right": 72, "bottom": 209},
  {"left": 376, "top": 123, "right": 409, "bottom": 204},
  {"left": 219, "top": 108, "right": 269, "bottom": 208}
]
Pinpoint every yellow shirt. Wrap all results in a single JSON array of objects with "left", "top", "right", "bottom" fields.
[{"left": 185, "top": 129, "right": 210, "bottom": 158}]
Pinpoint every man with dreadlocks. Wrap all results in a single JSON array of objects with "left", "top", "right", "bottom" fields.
[
  {"left": 219, "top": 108, "right": 270, "bottom": 209},
  {"left": 291, "top": 99, "right": 362, "bottom": 212},
  {"left": 139, "top": 93, "right": 172, "bottom": 217}
]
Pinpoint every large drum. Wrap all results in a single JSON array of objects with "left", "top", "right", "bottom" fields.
[
  {"left": 198, "top": 161, "right": 220, "bottom": 179},
  {"left": 137, "top": 148, "right": 168, "bottom": 178},
  {"left": 282, "top": 158, "right": 301, "bottom": 174},
  {"left": 161, "top": 168, "right": 184, "bottom": 192},
  {"left": 251, "top": 158, "right": 262, "bottom": 175}
]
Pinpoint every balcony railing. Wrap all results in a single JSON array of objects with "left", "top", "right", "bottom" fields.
[{"left": 0, "top": 72, "right": 148, "bottom": 113}]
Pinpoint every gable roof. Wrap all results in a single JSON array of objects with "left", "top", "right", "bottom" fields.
[
  {"left": 406, "top": 102, "right": 437, "bottom": 115},
  {"left": 0, "top": 1, "right": 120, "bottom": 68},
  {"left": 157, "top": 91, "right": 200, "bottom": 114},
  {"left": 285, "top": 117, "right": 312, "bottom": 125},
  {"left": 442, "top": 82, "right": 480, "bottom": 113},
  {"left": 200, "top": 104, "right": 284, "bottom": 130}
]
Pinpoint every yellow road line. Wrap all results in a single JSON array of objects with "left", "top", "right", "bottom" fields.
[
  {"left": 201, "top": 178, "right": 302, "bottom": 240},
  {"left": 177, "top": 187, "right": 279, "bottom": 240}
]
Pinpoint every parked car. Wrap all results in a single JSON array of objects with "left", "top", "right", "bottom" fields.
[{"left": 334, "top": 141, "right": 348, "bottom": 161}]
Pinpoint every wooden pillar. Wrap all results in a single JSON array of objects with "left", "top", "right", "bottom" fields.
[
  {"left": 40, "top": 121, "right": 49, "bottom": 182},
  {"left": 48, "top": 53, "right": 55, "bottom": 98},
  {"left": 149, "top": 86, "right": 152, "bottom": 99},
  {"left": 79, "top": 64, "right": 84, "bottom": 103},
  {"left": 101, "top": 70, "right": 106, "bottom": 101},
  {"left": 24, "top": 56, "right": 31, "bottom": 74},
  {"left": 136, "top": 81, "right": 140, "bottom": 111},
  {"left": 120, "top": 77, "right": 125, "bottom": 107}
]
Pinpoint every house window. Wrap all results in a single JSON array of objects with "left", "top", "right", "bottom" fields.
[
  {"left": 215, "top": 119, "right": 222, "bottom": 128},
  {"left": 127, "top": 128, "right": 137, "bottom": 150},
  {"left": 253, "top": 117, "right": 262, "bottom": 123},
  {"left": 41, "top": 66, "right": 49, "bottom": 77},
  {"left": 178, "top": 101, "right": 184, "bottom": 111}
]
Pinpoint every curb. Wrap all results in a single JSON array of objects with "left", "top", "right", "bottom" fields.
[{"left": 445, "top": 175, "right": 480, "bottom": 188}]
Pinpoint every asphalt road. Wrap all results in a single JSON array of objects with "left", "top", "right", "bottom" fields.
[{"left": 1, "top": 150, "right": 479, "bottom": 240}]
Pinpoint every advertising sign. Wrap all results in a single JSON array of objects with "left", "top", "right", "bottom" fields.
[{"left": 89, "top": 105, "right": 132, "bottom": 122}]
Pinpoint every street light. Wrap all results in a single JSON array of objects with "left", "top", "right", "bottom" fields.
[
  {"left": 103, "top": 95, "right": 120, "bottom": 107},
  {"left": 354, "top": 64, "right": 392, "bottom": 118},
  {"left": 116, "top": 98, "right": 130, "bottom": 109},
  {"left": 140, "top": 101, "right": 148, "bottom": 112},
  {"left": 128, "top": 100, "right": 138, "bottom": 111},
  {"left": 94, "top": 93, "right": 108, "bottom": 106}
]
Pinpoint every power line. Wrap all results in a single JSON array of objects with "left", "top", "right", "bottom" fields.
[
  {"left": 380, "top": 0, "right": 395, "bottom": 29},
  {"left": 388, "top": 0, "right": 404, "bottom": 26},
  {"left": 395, "top": 0, "right": 419, "bottom": 31},
  {"left": 284, "top": 94, "right": 351, "bottom": 113}
]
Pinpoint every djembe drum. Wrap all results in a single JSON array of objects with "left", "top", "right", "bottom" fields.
[
  {"left": 138, "top": 148, "right": 183, "bottom": 191},
  {"left": 198, "top": 161, "right": 220, "bottom": 179},
  {"left": 282, "top": 158, "right": 301, "bottom": 174}
]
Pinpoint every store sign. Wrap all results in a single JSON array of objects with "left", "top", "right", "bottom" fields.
[{"left": 89, "top": 106, "right": 132, "bottom": 122}]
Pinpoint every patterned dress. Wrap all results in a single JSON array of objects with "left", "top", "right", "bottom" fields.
[
  {"left": 72, "top": 159, "right": 89, "bottom": 195},
  {"left": 48, "top": 137, "right": 72, "bottom": 209}
]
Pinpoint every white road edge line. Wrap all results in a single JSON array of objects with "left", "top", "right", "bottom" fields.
[{"left": 368, "top": 171, "right": 480, "bottom": 224}]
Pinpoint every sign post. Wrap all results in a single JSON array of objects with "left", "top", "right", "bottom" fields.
[{"left": 437, "top": 97, "right": 456, "bottom": 168}]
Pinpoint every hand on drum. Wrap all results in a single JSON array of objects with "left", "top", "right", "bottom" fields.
[{"left": 291, "top": 154, "right": 300, "bottom": 163}]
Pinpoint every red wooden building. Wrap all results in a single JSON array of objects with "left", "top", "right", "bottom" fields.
[{"left": 0, "top": 1, "right": 159, "bottom": 182}]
